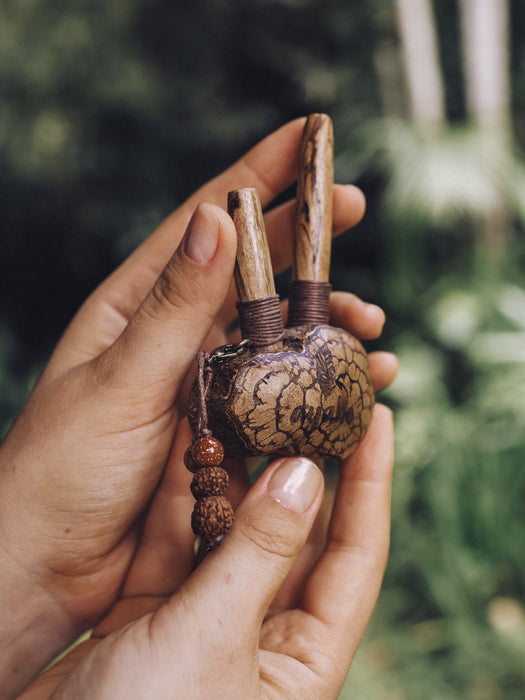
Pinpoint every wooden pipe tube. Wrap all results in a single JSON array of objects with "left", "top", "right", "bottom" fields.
[
  {"left": 288, "top": 114, "right": 334, "bottom": 326},
  {"left": 228, "top": 188, "right": 276, "bottom": 302},
  {"left": 228, "top": 188, "right": 284, "bottom": 346},
  {"left": 293, "top": 113, "right": 334, "bottom": 282}
]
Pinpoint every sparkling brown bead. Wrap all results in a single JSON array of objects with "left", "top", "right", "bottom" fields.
[
  {"left": 190, "top": 466, "right": 229, "bottom": 499},
  {"left": 191, "top": 436, "right": 224, "bottom": 469},
  {"left": 191, "top": 495, "right": 234, "bottom": 541}
]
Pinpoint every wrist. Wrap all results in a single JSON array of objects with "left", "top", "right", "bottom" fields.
[
  {"left": 0, "top": 460, "right": 80, "bottom": 697},
  {"left": 0, "top": 579, "right": 78, "bottom": 699},
  {"left": 0, "top": 541, "right": 80, "bottom": 699}
]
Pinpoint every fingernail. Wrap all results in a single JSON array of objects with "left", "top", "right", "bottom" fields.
[
  {"left": 358, "top": 299, "right": 385, "bottom": 327},
  {"left": 267, "top": 458, "right": 323, "bottom": 513},
  {"left": 183, "top": 204, "right": 220, "bottom": 263},
  {"left": 368, "top": 303, "right": 385, "bottom": 326}
]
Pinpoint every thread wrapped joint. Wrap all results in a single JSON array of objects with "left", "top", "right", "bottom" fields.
[
  {"left": 287, "top": 280, "right": 332, "bottom": 326},
  {"left": 236, "top": 294, "right": 285, "bottom": 346}
]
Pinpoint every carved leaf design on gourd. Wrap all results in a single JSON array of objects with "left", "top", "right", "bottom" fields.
[{"left": 316, "top": 343, "right": 337, "bottom": 396}]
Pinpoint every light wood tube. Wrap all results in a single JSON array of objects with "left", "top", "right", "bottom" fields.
[
  {"left": 228, "top": 188, "right": 276, "bottom": 302},
  {"left": 293, "top": 114, "right": 334, "bottom": 282}
]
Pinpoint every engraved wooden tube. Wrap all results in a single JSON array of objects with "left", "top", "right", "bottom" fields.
[
  {"left": 228, "top": 188, "right": 276, "bottom": 302},
  {"left": 228, "top": 188, "right": 284, "bottom": 347},
  {"left": 288, "top": 113, "right": 334, "bottom": 326}
]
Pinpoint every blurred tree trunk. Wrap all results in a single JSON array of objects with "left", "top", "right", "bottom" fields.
[
  {"left": 395, "top": 0, "right": 445, "bottom": 128},
  {"left": 460, "top": 0, "right": 510, "bottom": 253},
  {"left": 460, "top": 0, "right": 511, "bottom": 135}
]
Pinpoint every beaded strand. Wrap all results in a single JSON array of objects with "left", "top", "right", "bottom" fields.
[{"left": 184, "top": 353, "right": 234, "bottom": 550}]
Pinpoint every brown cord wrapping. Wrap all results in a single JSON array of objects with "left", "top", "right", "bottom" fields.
[
  {"left": 195, "top": 351, "right": 213, "bottom": 437},
  {"left": 236, "top": 294, "right": 285, "bottom": 346},
  {"left": 287, "top": 280, "right": 332, "bottom": 326}
]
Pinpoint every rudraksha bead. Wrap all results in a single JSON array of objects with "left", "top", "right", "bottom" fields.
[
  {"left": 191, "top": 436, "right": 224, "bottom": 469},
  {"left": 190, "top": 466, "right": 229, "bottom": 499},
  {"left": 191, "top": 495, "right": 234, "bottom": 543}
]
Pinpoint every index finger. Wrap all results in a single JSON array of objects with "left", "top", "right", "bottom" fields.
[
  {"left": 301, "top": 404, "right": 394, "bottom": 661},
  {"left": 108, "top": 118, "right": 308, "bottom": 295}
]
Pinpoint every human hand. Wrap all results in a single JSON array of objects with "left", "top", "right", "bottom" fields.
[
  {"left": 20, "top": 404, "right": 393, "bottom": 700},
  {"left": 0, "top": 118, "right": 398, "bottom": 696}
]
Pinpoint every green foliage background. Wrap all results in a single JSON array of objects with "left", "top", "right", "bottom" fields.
[{"left": 2, "top": 0, "right": 525, "bottom": 697}]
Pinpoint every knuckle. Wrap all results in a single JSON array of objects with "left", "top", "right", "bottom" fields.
[
  {"left": 146, "top": 258, "right": 202, "bottom": 322},
  {"left": 87, "top": 347, "right": 118, "bottom": 389},
  {"left": 238, "top": 508, "right": 301, "bottom": 561},
  {"left": 150, "top": 265, "right": 183, "bottom": 312}
]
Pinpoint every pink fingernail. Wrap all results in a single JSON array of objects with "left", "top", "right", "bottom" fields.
[
  {"left": 267, "top": 458, "right": 322, "bottom": 513},
  {"left": 183, "top": 204, "right": 220, "bottom": 263}
]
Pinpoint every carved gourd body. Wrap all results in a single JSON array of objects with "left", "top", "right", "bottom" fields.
[{"left": 188, "top": 324, "right": 374, "bottom": 460}]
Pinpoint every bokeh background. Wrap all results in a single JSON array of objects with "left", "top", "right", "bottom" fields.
[{"left": 2, "top": 0, "right": 525, "bottom": 696}]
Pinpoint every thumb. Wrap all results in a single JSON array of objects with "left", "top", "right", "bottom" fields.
[
  {"left": 91, "top": 202, "right": 237, "bottom": 407},
  {"left": 183, "top": 457, "right": 324, "bottom": 628}
]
